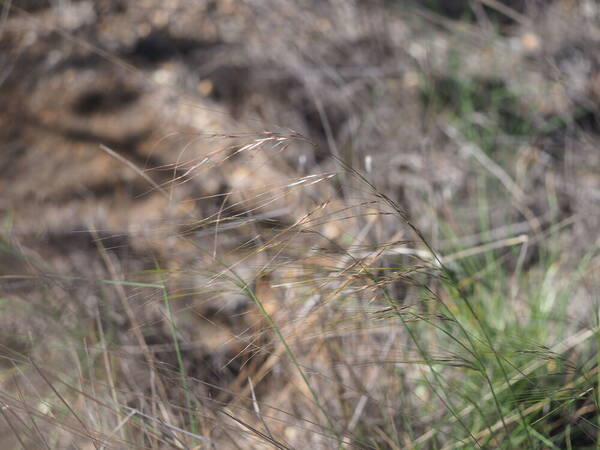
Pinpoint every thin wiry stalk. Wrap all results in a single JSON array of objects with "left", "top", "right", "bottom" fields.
[
  {"left": 335, "top": 154, "right": 535, "bottom": 446},
  {"left": 156, "top": 263, "right": 198, "bottom": 437}
]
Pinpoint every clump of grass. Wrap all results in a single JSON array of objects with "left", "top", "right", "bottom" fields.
[
  {"left": 2, "top": 1, "right": 600, "bottom": 448},
  {"left": 1, "top": 129, "right": 597, "bottom": 449}
]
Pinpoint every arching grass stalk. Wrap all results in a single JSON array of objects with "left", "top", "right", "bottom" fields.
[
  {"left": 335, "top": 155, "right": 533, "bottom": 447},
  {"left": 346, "top": 250, "right": 483, "bottom": 447}
]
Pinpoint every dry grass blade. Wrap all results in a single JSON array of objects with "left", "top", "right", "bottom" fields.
[
  {"left": 121, "top": 406, "right": 215, "bottom": 447},
  {"left": 219, "top": 409, "right": 290, "bottom": 450},
  {"left": 98, "top": 144, "right": 168, "bottom": 198},
  {"left": 476, "top": 0, "right": 532, "bottom": 26}
]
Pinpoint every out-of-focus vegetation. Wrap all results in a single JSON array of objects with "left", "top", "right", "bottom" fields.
[{"left": 1, "top": 0, "right": 599, "bottom": 448}]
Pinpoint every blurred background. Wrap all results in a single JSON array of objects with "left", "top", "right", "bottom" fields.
[{"left": 1, "top": 0, "right": 599, "bottom": 448}]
